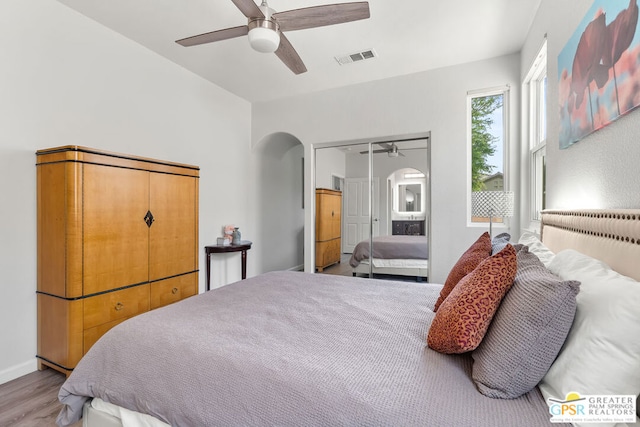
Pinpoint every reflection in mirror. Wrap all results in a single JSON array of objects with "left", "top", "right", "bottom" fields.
[
  {"left": 398, "top": 184, "right": 421, "bottom": 212},
  {"left": 389, "top": 167, "right": 426, "bottom": 225},
  {"left": 313, "top": 136, "right": 430, "bottom": 282}
]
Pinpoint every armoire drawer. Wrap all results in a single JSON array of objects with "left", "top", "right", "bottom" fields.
[
  {"left": 150, "top": 273, "right": 197, "bottom": 310},
  {"left": 83, "top": 284, "right": 150, "bottom": 330},
  {"left": 316, "top": 238, "right": 341, "bottom": 269}
]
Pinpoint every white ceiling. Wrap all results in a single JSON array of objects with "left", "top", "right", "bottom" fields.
[{"left": 56, "top": 0, "right": 541, "bottom": 103}]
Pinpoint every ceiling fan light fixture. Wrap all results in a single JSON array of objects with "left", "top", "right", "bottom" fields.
[
  {"left": 248, "top": 20, "right": 280, "bottom": 53},
  {"left": 175, "top": 0, "right": 371, "bottom": 74}
]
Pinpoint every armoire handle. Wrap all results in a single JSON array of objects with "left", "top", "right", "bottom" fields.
[{"left": 144, "top": 210, "right": 155, "bottom": 228}]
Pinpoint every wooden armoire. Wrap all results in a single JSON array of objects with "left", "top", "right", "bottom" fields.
[
  {"left": 36, "top": 146, "right": 199, "bottom": 375},
  {"left": 315, "top": 188, "right": 342, "bottom": 271}
]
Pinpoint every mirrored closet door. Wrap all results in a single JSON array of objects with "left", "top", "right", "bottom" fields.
[{"left": 314, "top": 135, "right": 430, "bottom": 281}]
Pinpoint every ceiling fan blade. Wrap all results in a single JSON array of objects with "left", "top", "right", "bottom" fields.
[
  {"left": 359, "top": 149, "right": 387, "bottom": 154},
  {"left": 273, "top": 2, "right": 370, "bottom": 32},
  {"left": 231, "top": 0, "right": 264, "bottom": 19},
  {"left": 176, "top": 25, "right": 249, "bottom": 47},
  {"left": 275, "top": 33, "right": 307, "bottom": 74}
]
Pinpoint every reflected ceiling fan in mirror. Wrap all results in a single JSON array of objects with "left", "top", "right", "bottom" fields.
[
  {"left": 175, "top": 0, "right": 370, "bottom": 75},
  {"left": 360, "top": 143, "right": 405, "bottom": 157}
]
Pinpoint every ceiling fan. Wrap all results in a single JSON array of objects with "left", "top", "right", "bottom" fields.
[
  {"left": 175, "top": 0, "right": 370, "bottom": 75},
  {"left": 360, "top": 143, "right": 405, "bottom": 157}
]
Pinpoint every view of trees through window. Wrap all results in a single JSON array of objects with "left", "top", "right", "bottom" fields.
[{"left": 470, "top": 92, "right": 505, "bottom": 223}]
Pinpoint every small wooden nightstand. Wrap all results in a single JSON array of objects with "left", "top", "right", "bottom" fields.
[{"left": 204, "top": 241, "right": 252, "bottom": 291}]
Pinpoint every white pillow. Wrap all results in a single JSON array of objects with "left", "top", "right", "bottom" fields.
[
  {"left": 518, "top": 231, "right": 555, "bottom": 267},
  {"left": 540, "top": 249, "right": 640, "bottom": 426}
]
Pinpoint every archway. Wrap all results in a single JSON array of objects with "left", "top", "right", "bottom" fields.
[{"left": 254, "top": 132, "right": 305, "bottom": 272}]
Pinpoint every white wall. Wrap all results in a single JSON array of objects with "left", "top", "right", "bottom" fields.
[
  {"left": 0, "top": 0, "right": 252, "bottom": 383},
  {"left": 250, "top": 133, "right": 305, "bottom": 272},
  {"left": 315, "top": 147, "right": 346, "bottom": 189},
  {"left": 253, "top": 53, "right": 522, "bottom": 283},
  {"left": 522, "top": 0, "right": 640, "bottom": 214}
]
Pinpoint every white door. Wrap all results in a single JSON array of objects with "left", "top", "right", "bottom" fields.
[{"left": 343, "top": 177, "right": 379, "bottom": 253}]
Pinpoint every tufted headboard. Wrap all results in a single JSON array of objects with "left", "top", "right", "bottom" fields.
[{"left": 540, "top": 209, "right": 640, "bottom": 282}]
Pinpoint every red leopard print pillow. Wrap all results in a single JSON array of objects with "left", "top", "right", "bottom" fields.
[
  {"left": 433, "top": 232, "right": 491, "bottom": 311},
  {"left": 427, "top": 244, "right": 517, "bottom": 354}
]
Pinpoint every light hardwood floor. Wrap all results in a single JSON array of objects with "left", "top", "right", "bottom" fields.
[
  {"left": 0, "top": 369, "right": 82, "bottom": 427},
  {"left": 317, "top": 254, "right": 353, "bottom": 276}
]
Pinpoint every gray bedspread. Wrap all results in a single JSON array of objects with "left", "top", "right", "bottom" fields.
[
  {"left": 57, "top": 271, "right": 562, "bottom": 427},
  {"left": 349, "top": 235, "right": 428, "bottom": 267}
]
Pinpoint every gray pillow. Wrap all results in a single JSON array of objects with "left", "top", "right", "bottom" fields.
[
  {"left": 491, "top": 232, "right": 511, "bottom": 255},
  {"left": 471, "top": 246, "right": 580, "bottom": 399},
  {"left": 518, "top": 231, "right": 555, "bottom": 267}
]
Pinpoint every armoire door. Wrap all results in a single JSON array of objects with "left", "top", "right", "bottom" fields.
[
  {"left": 148, "top": 172, "right": 198, "bottom": 281},
  {"left": 329, "top": 193, "right": 342, "bottom": 240},
  {"left": 316, "top": 190, "right": 340, "bottom": 242},
  {"left": 83, "top": 164, "right": 150, "bottom": 295}
]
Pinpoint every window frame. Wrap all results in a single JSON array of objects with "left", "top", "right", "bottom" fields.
[
  {"left": 523, "top": 40, "right": 547, "bottom": 226},
  {"left": 467, "top": 85, "right": 511, "bottom": 226}
]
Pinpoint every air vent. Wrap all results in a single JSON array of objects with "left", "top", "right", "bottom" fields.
[{"left": 335, "top": 49, "right": 377, "bottom": 65}]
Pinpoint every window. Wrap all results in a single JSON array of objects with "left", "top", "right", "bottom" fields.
[
  {"left": 468, "top": 86, "right": 509, "bottom": 223},
  {"left": 524, "top": 40, "right": 547, "bottom": 222},
  {"left": 331, "top": 174, "right": 344, "bottom": 191}
]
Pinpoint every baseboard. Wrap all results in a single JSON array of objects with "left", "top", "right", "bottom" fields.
[
  {"left": 287, "top": 264, "right": 304, "bottom": 272},
  {"left": 0, "top": 358, "right": 38, "bottom": 385}
]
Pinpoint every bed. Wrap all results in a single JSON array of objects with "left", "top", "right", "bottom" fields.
[
  {"left": 56, "top": 209, "right": 640, "bottom": 427},
  {"left": 349, "top": 235, "right": 429, "bottom": 280}
]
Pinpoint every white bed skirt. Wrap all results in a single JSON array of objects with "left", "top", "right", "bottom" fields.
[
  {"left": 83, "top": 398, "right": 168, "bottom": 427},
  {"left": 352, "top": 258, "right": 428, "bottom": 278}
]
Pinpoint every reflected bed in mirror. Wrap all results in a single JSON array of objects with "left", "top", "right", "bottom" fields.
[{"left": 349, "top": 235, "right": 428, "bottom": 281}]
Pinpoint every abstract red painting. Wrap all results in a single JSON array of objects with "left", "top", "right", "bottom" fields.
[{"left": 559, "top": 0, "right": 639, "bottom": 148}]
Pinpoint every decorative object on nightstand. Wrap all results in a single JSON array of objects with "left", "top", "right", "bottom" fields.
[
  {"left": 232, "top": 227, "right": 241, "bottom": 244},
  {"left": 471, "top": 191, "right": 515, "bottom": 239},
  {"left": 223, "top": 225, "right": 235, "bottom": 245}
]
